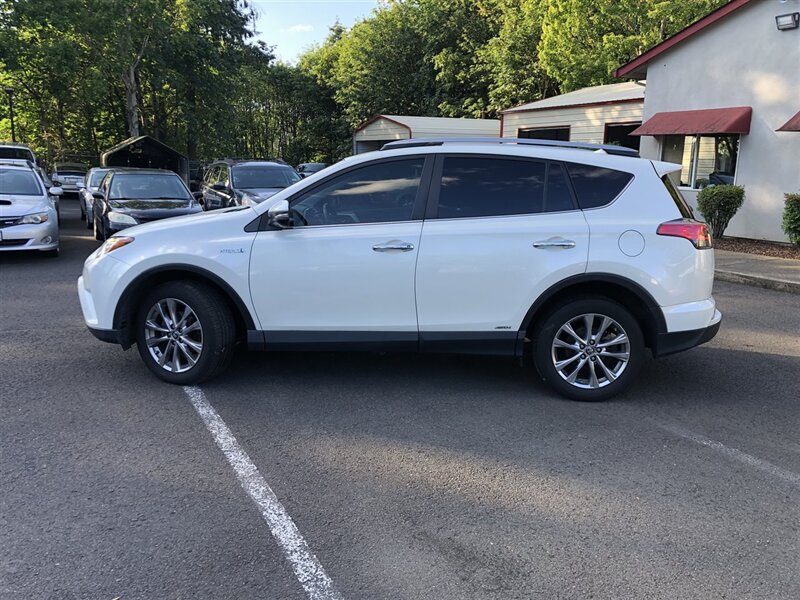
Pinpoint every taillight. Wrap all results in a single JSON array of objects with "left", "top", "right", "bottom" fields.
[{"left": 657, "top": 219, "right": 713, "bottom": 249}]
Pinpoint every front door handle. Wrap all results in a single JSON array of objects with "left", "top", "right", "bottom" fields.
[
  {"left": 533, "top": 238, "right": 576, "bottom": 249},
  {"left": 373, "top": 240, "right": 415, "bottom": 252}
]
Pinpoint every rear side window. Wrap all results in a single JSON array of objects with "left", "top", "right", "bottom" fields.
[
  {"left": 566, "top": 163, "right": 633, "bottom": 209},
  {"left": 436, "top": 157, "right": 573, "bottom": 219}
]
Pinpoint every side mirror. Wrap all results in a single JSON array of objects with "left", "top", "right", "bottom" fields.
[
  {"left": 49, "top": 186, "right": 63, "bottom": 196},
  {"left": 192, "top": 191, "right": 205, "bottom": 206},
  {"left": 267, "top": 200, "right": 291, "bottom": 229},
  {"left": 212, "top": 182, "right": 227, "bottom": 191},
  {"left": 92, "top": 191, "right": 104, "bottom": 200}
]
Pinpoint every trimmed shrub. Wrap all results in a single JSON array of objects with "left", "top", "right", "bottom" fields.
[
  {"left": 696, "top": 184, "right": 745, "bottom": 238},
  {"left": 783, "top": 193, "right": 800, "bottom": 245}
]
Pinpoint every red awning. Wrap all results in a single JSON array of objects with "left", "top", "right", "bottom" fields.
[
  {"left": 777, "top": 111, "right": 800, "bottom": 132},
  {"left": 631, "top": 107, "right": 752, "bottom": 136}
]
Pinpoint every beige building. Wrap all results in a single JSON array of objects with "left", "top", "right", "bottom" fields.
[
  {"left": 500, "top": 82, "right": 645, "bottom": 150},
  {"left": 352, "top": 115, "right": 500, "bottom": 154},
  {"left": 616, "top": 0, "right": 800, "bottom": 242}
]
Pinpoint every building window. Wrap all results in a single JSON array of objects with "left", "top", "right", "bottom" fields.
[
  {"left": 604, "top": 123, "right": 641, "bottom": 151},
  {"left": 518, "top": 126, "right": 570, "bottom": 141},
  {"left": 661, "top": 134, "right": 739, "bottom": 189}
]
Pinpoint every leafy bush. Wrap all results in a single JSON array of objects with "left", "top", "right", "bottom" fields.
[
  {"left": 783, "top": 193, "right": 800, "bottom": 245},
  {"left": 696, "top": 184, "right": 745, "bottom": 238}
]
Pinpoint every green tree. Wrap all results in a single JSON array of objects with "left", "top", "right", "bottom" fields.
[{"left": 538, "top": 0, "right": 728, "bottom": 92}]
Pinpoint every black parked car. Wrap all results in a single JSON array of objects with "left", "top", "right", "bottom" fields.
[
  {"left": 91, "top": 168, "right": 202, "bottom": 240},
  {"left": 200, "top": 159, "right": 300, "bottom": 211}
]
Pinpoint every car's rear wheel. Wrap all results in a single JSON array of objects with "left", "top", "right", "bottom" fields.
[
  {"left": 135, "top": 281, "right": 236, "bottom": 385},
  {"left": 532, "top": 297, "right": 644, "bottom": 401}
]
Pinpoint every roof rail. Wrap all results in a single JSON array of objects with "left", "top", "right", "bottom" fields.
[{"left": 380, "top": 137, "right": 640, "bottom": 157}]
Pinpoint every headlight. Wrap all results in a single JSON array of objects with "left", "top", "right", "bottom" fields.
[
  {"left": 21, "top": 212, "right": 49, "bottom": 224},
  {"left": 242, "top": 193, "right": 262, "bottom": 206},
  {"left": 107, "top": 212, "right": 137, "bottom": 225},
  {"left": 98, "top": 236, "right": 134, "bottom": 256}
]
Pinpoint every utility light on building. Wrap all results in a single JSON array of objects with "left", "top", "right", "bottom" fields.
[{"left": 775, "top": 12, "right": 800, "bottom": 30}]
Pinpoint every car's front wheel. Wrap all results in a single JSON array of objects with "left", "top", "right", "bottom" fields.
[
  {"left": 532, "top": 297, "right": 644, "bottom": 401},
  {"left": 135, "top": 281, "right": 236, "bottom": 385}
]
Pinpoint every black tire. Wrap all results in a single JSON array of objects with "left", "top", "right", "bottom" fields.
[
  {"left": 531, "top": 297, "right": 644, "bottom": 402},
  {"left": 86, "top": 210, "right": 93, "bottom": 230},
  {"left": 135, "top": 281, "right": 237, "bottom": 385}
]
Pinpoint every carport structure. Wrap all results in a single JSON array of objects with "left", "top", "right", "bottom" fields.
[
  {"left": 101, "top": 135, "right": 189, "bottom": 181},
  {"left": 352, "top": 114, "right": 501, "bottom": 154}
]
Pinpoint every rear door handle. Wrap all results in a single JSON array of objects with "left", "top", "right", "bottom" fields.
[
  {"left": 533, "top": 238, "right": 576, "bottom": 249},
  {"left": 372, "top": 241, "right": 415, "bottom": 252}
]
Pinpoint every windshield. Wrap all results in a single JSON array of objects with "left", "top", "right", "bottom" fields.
[
  {"left": 232, "top": 166, "right": 300, "bottom": 189},
  {"left": 0, "top": 147, "right": 34, "bottom": 162},
  {"left": 110, "top": 174, "right": 191, "bottom": 200},
  {"left": 0, "top": 168, "right": 42, "bottom": 196},
  {"left": 88, "top": 169, "right": 110, "bottom": 187}
]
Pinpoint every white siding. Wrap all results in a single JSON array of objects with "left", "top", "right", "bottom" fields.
[
  {"left": 354, "top": 118, "right": 411, "bottom": 142},
  {"left": 501, "top": 102, "right": 643, "bottom": 143},
  {"left": 637, "top": 0, "right": 800, "bottom": 242}
]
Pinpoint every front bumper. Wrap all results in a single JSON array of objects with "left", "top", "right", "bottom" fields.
[
  {"left": 653, "top": 309, "right": 722, "bottom": 357},
  {"left": 0, "top": 221, "right": 59, "bottom": 251}
]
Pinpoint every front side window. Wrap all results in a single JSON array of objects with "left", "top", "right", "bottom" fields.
[
  {"left": 88, "top": 169, "right": 110, "bottom": 188},
  {"left": 436, "top": 156, "right": 573, "bottom": 219},
  {"left": 661, "top": 134, "right": 739, "bottom": 189},
  {"left": 109, "top": 174, "right": 191, "bottom": 200},
  {"left": 291, "top": 158, "right": 424, "bottom": 226},
  {"left": 0, "top": 168, "right": 42, "bottom": 196}
]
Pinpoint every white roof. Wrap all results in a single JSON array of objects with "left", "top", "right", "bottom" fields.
[
  {"left": 356, "top": 115, "right": 500, "bottom": 135},
  {"left": 502, "top": 82, "right": 645, "bottom": 114}
]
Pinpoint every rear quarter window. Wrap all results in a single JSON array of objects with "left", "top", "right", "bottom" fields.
[{"left": 566, "top": 163, "right": 634, "bottom": 209}]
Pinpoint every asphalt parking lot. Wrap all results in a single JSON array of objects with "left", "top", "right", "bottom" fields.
[{"left": 2, "top": 199, "right": 799, "bottom": 600}]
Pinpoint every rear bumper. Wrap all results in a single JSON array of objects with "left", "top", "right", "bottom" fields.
[
  {"left": 87, "top": 325, "right": 120, "bottom": 344},
  {"left": 653, "top": 310, "right": 722, "bottom": 357}
]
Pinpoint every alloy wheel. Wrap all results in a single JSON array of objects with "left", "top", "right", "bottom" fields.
[
  {"left": 144, "top": 298, "right": 204, "bottom": 373},
  {"left": 551, "top": 313, "right": 630, "bottom": 389}
]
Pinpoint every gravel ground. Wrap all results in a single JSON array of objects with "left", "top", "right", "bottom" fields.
[{"left": 716, "top": 237, "right": 800, "bottom": 259}]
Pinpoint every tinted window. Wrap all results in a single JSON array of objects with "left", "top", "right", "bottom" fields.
[
  {"left": 566, "top": 163, "right": 633, "bottom": 209},
  {"left": 232, "top": 166, "right": 300, "bottom": 189},
  {"left": 437, "top": 157, "right": 572, "bottom": 219},
  {"left": 109, "top": 174, "right": 191, "bottom": 200},
  {"left": 291, "top": 158, "right": 424, "bottom": 226},
  {"left": 545, "top": 163, "right": 574, "bottom": 212},
  {"left": 0, "top": 147, "right": 34, "bottom": 161},
  {"left": 0, "top": 168, "right": 42, "bottom": 195}
]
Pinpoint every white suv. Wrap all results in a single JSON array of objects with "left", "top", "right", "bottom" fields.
[{"left": 78, "top": 139, "right": 721, "bottom": 401}]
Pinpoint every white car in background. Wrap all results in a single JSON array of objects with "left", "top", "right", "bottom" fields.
[
  {"left": 0, "top": 162, "right": 61, "bottom": 256},
  {"left": 51, "top": 162, "right": 87, "bottom": 197},
  {"left": 78, "top": 138, "right": 721, "bottom": 401}
]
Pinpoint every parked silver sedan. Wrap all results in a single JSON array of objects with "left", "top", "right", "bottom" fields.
[
  {"left": 79, "top": 167, "right": 113, "bottom": 229},
  {"left": 0, "top": 163, "right": 61, "bottom": 257}
]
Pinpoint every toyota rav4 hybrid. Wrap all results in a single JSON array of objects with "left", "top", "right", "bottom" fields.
[{"left": 78, "top": 139, "right": 721, "bottom": 401}]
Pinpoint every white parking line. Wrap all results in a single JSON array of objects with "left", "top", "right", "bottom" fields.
[
  {"left": 184, "top": 386, "right": 343, "bottom": 600},
  {"left": 653, "top": 419, "right": 800, "bottom": 488}
]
